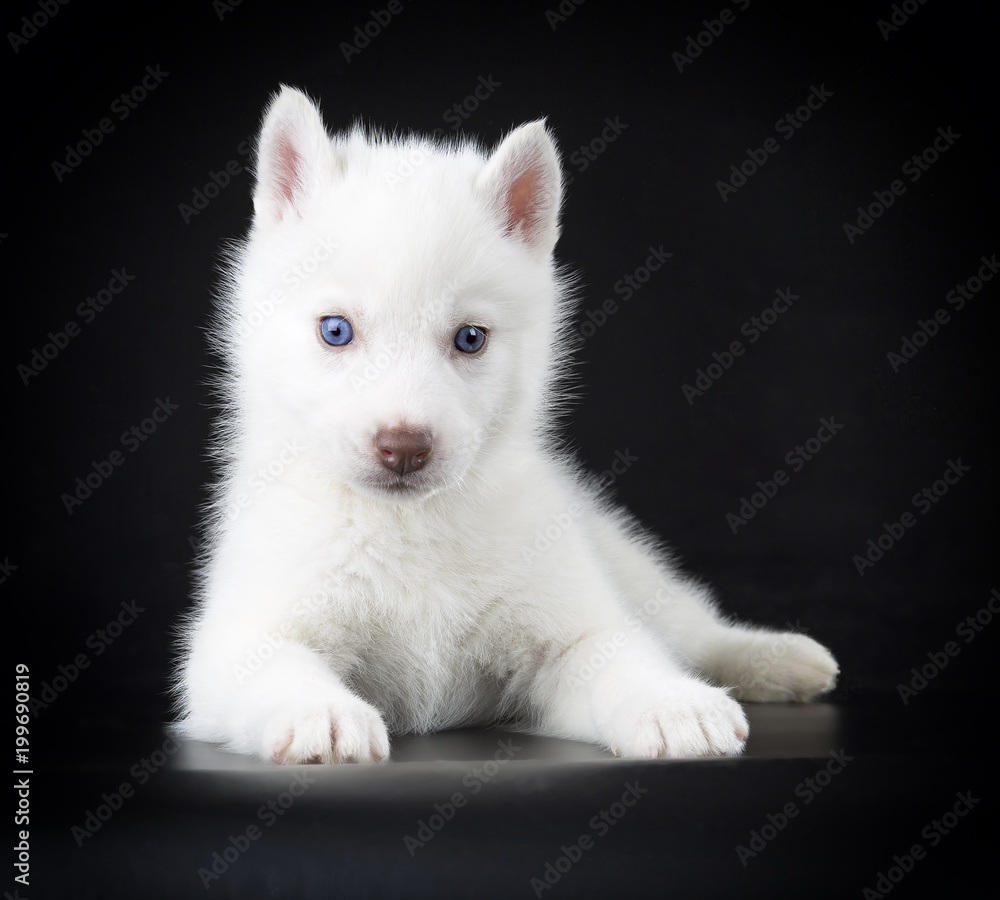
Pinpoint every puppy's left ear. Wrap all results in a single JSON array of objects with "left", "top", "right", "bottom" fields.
[
  {"left": 476, "top": 121, "right": 563, "bottom": 258},
  {"left": 253, "top": 85, "right": 341, "bottom": 227}
]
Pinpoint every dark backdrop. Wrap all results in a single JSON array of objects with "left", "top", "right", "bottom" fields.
[{"left": 6, "top": 0, "right": 998, "bottom": 896}]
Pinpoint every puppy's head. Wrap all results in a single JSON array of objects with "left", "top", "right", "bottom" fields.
[{"left": 220, "top": 87, "right": 571, "bottom": 502}]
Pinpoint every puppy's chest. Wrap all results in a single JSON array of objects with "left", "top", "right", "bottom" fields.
[
  {"left": 313, "top": 513, "right": 515, "bottom": 654},
  {"left": 321, "top": 534, "right": 510, "bottom": 718}
]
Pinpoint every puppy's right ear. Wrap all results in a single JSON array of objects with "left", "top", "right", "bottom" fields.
[
  {"left": 253, "top": 86, "right": 340, "bottom": 227},
  {"left": 476, "top": 120, "right": 563, "bottom": 259}
]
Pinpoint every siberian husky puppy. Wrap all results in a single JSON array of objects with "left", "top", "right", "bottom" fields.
[{"left": 175, "top": 86, "right": 838, "bottom": 763}]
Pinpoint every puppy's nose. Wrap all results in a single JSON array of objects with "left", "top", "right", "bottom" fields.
[{"left": 374, "top": 427, "right": 433, "bottom": 475}]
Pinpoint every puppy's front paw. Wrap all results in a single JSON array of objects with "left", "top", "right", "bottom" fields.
[
  {"left": 263, "top": 693, "right": 390, "bottom": 764},
  {"left": 734, "top": 632, "right": 839, "bottom": 702},
  {"left": 605, "top": 681, "right": 749, "bottom": 759}
]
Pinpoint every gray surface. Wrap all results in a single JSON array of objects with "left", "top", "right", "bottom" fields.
[{"left": 174, "top": 702, "right": 842, "bottom": 771}]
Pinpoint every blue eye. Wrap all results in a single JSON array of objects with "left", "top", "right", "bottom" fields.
[
  {"left": 319, "top": 316, "right": 354, "bottom": 346},
  {"left": 454, "top": 325, "right": 486, "bottom": 354}
]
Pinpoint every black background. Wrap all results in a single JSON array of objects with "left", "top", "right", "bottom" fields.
[{"left": 6, "top": 0, "right": 998, "bottom": 897}]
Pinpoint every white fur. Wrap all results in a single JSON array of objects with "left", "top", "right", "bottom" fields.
[{"left": 174, "top": 86, "right": 838, "bottom": 763}]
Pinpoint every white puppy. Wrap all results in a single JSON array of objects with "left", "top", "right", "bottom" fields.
[{"left": 174, "top": 86, "right": 838, "bottom": 764}]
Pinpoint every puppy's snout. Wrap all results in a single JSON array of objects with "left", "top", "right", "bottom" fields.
[{"left": 374, "top": 427, "right": 433, "bottom": 475}]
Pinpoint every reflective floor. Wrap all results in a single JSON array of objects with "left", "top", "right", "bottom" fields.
[{"left": 34, "top": 694, "right": 992, "bottom": 898}]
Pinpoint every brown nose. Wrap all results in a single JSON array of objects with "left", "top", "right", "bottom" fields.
[{"left": 374, "top": 427, "right": 433, "bottom": 475}]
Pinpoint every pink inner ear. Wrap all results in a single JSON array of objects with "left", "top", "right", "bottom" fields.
[
  {"left": 273, "top": 134, "right": 304, "bottom": 212},
  {"left": 504, "top": 167, "right": 544, "bottom": 236}
]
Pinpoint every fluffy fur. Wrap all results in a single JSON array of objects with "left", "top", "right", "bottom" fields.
[{"left": 174, "top": 86, "right": 838, "bottom": 763}]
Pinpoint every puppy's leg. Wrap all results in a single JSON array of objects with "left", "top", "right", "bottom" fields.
[
  {"left": 685, "top": 623, "right": 840, "bottom": 702},
  {"left": 179, "top": 624, "right": 389, "bottom": 764},
  {"left": 588, "top": 511, "right": 839, "bottom": 702},
  {"left": 528, "top": 626, "right": 749, "bottom": 758}
]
